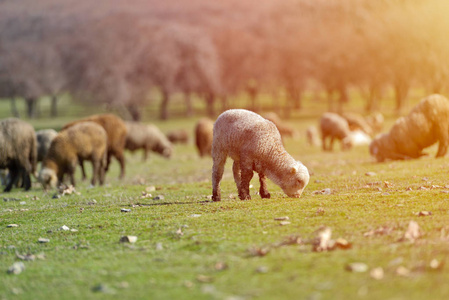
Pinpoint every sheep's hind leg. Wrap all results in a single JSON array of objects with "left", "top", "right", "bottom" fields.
[
  {"left": 258, "top": 173, "right": 270, "bottom": 199},
  {"left": 232, "top": 160, "right": 241, "bottom": 193},
  {"left": 212, "top": 153, "right": 227, "bottom": 201},
  {"left": 238, "top": 161, "right": 253, "bottom": 200}
]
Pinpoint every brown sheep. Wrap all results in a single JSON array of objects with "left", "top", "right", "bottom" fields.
[
  {"left": 125, "top": 121, "right": 173, "bottom": 161},
  {"left": 370, "top": 94, "right": 449, "bottom": 162},
  {"left": 39, "top": 122, "right": 107, "bottom": 189},
  {"left": 195, "top": 118, "right": 214, "bottom": 157},
  {"left": 166, "top": 129, "right": 189, "bottom": 144},
  {"left": 63, "top": 113, "right": 127, "bottom": 179},
  {"left": 320, "top": 112, "right": 353, "bottom": 151},
  {"left": 0, "top": 118, "right": 37, "bottom": 192},
  {"left": 212, "top": 109, "right": 309, "bottom": 201}
]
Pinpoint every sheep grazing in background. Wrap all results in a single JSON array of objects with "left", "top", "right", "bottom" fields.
[
  {"left": 195, "top": 117, "right": 214, "bottom": 157},
  {"left": 125, "top": 121, "right": 173, "bottom": 161},
  {"left": 36, "top": 129, "right": 58, "bottom": 162},
  {"left": 306, "top": 125, "right": 321, "bottom": 147},
  {"left": 366, "top": 112, "right": 384, "bottom": 135},
  {"left": 63, "top": 113, "right": 127, "bottom": 179},
  {"left": 0, "top": 118, "right": 37, "bottom": 192},
  {"left": 166, "top": 129, "right": 189, "bottom": 144},
  {"left": 370, "top": 94, "right": 449, "bottom": 162},
  {"left": 263, "top": 112, "right": 295, "bottom": 140},
  {"left": 212, "top": 109, "right": 309, "bottom": 201},
  {"left": 341, "top": 112, "right": 373, "bottom": 136},
  {"left": 320, "top": 112, "right": 353, "bottom": 151},
  {"left": 39, "top": 122, "right": 107, "bottom": 189}
]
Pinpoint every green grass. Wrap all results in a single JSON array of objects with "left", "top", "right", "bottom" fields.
[{"left": 2, "top": 95, "right": 449, "bottom": 299}]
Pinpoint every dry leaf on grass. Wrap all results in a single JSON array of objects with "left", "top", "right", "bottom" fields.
[
  {"left": 402, "top": 221, "right": 421, "bottom": 242},
  {"left": 248, "top": 246, "right": 270, "bottom": 257},
  {"left": 370, "top": 267, "right": 384, "bottom": 280},
  {"left": 119, "top": 236, "right": 137, "bottom": 243},
  {"left": 196, "top": 274, "right": 214, "bottom": 283},
  {"left": 417, "top": 211, "right": 432, "bottom": 216},
  {"left": 345, "top": 262, "right": 368, "bottom": 273}
]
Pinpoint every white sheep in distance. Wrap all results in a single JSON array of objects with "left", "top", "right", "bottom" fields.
[
  {"left": 211, "top": 109, "right": 309, "bottom": 201},
  {"left": 320, "top": 112, "right": 353, "bottom": 151}
]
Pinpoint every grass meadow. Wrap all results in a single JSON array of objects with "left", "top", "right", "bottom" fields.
[{"left": 2, "top": 94, "right": 449, "bottom": 300}]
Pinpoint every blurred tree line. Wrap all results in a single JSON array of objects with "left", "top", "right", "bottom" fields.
[{"left": 1, "top": 0, "right": 448, "bottom": 120}]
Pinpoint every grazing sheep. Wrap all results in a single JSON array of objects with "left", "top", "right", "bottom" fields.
[
  {"left": 39, "top": 122, "right": 107, "bottom": 189},
  {"left": 195, "top": 118, "right": 214, "bottom": 157},
  {"left": 166, "top": 129, "right": 189, "bottom": 144},
  {"left": 212, "top": 109, "right": 309, "bottom": 201},
  {"left": 263, "top": 112, "right": 295, "bottom": 139},
  {"left": 320, "top": 112, "right": 353, "bottom": 151},
  {"left": 36, "top": 129, "right": 58, "bottom": 162},
  {"left": 63, "top": 114, "right": 127, "bottom": 179},
  {"left": 0, "top": 118, "right": 37, "bottom": 192},
  {"left": 125, "top": 121, "right": 173, "bottom": 161},
  {"left": 370, "top": 94, "right": 449, "bottom": 162},
  {"left": 306, "top": 125, "right": 321, "bottom": 147},
  {"left": 341, "top": 112, "right": 373, "bottom": 136}
]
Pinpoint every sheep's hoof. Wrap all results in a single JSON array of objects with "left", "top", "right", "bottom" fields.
[
  {"left": 260, "top": 192, "right": 271, "bottom": 199},
  {"left": 239, "top": 194, "right": 251, "bottom": 200}
]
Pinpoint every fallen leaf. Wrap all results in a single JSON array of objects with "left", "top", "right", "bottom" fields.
[
  {"left": 365, "top": 172, "right": 377, "bottom": 176},
  {"left": 417, "top": 211, "right": 431, "bottom": 217},
  {"left": 176, "top": 228, "right": 184, "bottom": 236},
  {"left": 214, "top": 262, "right": 228, "bottom": 271},
  {"left": 60, "top": 225, "right": 70, "bottom": 231},
  {"left": 119, "top": 236, "right": 137, "bottom": 243},
  {"left": 248, "top": 247, "right": 270, "bottom": 257},
  {"left": 38, "top": 238, "right": 50, "bottom": 243},
  {"left": 7, "top": 224, "right": 18, "bottom": 228},
  {"left": 121, "top": 208, "right": 131, "bottom": 213},
  {"left": 7, "top": 262, "right": 25, "bottom": 275},
  {"left": 395, "top": 266, "right": 410, "bottom": 277},
  {"left": 383, "top": 181, "right": 393, "bottom": 188},
  {"left": 429, "top": 259, "right": 444, "bottom": 270},
  {"left": 255, "top": 266, "right": 269, "bottom": 273},
  {"left": 274, "top": 216, "right": 289, "bottom": 221},
  {"left": 279, "top": 221, "right": 291, "bottom": 226},
  {"left": 345, "top": 262, "right": 368, "bottom": 273},
  {"left": 316, "top": 208, "right": 325, "bottom": 215},
  {"left": 312, "top": 188, "right": 332, "bottom": 195},
  {"left": 402, "top": 221, "right": 421, "bottom": 242},
  {"left": 334, "top": 238, "right": 352, "bottom": 250},
  {"left": 312, "top": 226, "right": 332, "bottom": 252},
  {"left": 196, "top": 274, "right": 214, "bottom": 283},
  {"left": 370, "top": 267, "right": 384, "bottom": 280}
]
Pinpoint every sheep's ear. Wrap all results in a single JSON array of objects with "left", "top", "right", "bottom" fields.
[{"left": 291, "top": 165, "right": 298, "bottom": 174}]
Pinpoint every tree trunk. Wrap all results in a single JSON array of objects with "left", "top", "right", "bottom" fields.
[
  {"left": 184, "top": 92, "right": 193, "bottom": 117},
  {"left": 10, "top": 98, "right": 19, "bottom": 117},
  {"left": 50, "top": 95, "right": 58, "bottom": 117},
  {"left": 289, "top": 87, "right": 302, "bottom": 110},
  {"left": 394, "top": 80, "right": 409, "bottom": 114},
  {"left": 205, "top": 93, "right": 215, "bottom": 117},
  {"left": 160, "top": 90, "right": 170, "bottom": 120},
  {"left": 25, "top": 97, "right": 38, "bottom": 119},
  {"left": 127, "top": 103, "right": 141, "bottom": 121}
]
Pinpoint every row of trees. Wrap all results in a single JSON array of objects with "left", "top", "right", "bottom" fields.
[{"left": 1, "top": 0, "right": 448, "bottom": 120}]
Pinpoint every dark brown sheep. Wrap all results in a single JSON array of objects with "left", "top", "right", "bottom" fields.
[
  {"left": 39, "top": 122, "right": 107, "bottom": 189},
  {"left": 195, "top": 118, "right": 214, "bottom": 157},
  {"left": 0, "top": 118, "right": 37, "bottom": 192},
  {"left": 370, "top": 94, "right": 449, "bottom": 162},
  {"left": 63, "top": 113, "right": 127, "bottom": 179}
]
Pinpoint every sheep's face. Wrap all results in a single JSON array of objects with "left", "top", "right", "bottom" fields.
[
  {"left": 369, "top": 134, "right": 388, "bottom": 162},
  {"left": 281, "top": 162, "right": 310, "bottom": 198},
  {"left": 38, "top": 168, "right": 57, "bottom": 190}
]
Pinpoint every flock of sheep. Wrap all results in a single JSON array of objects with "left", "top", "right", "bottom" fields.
[
  {"left": 1, "top": 93, "right": 448, "bottom": 200},
  {"left": 0, "top": 114, "right": 174, "bottom": 192}
]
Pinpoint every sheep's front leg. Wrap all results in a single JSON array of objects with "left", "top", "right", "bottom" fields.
[
  {"left": 238, "top": 161, "right": 253, "bottom": 200},
  {"left": 212, "top": 153, "right": 227, "bottom": 201},
  {"left": 436, "top": 126, "right": 449, "bottom": 158},
  {"left": 258, "top": 173, "right": 270, "bottom": 199}
]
